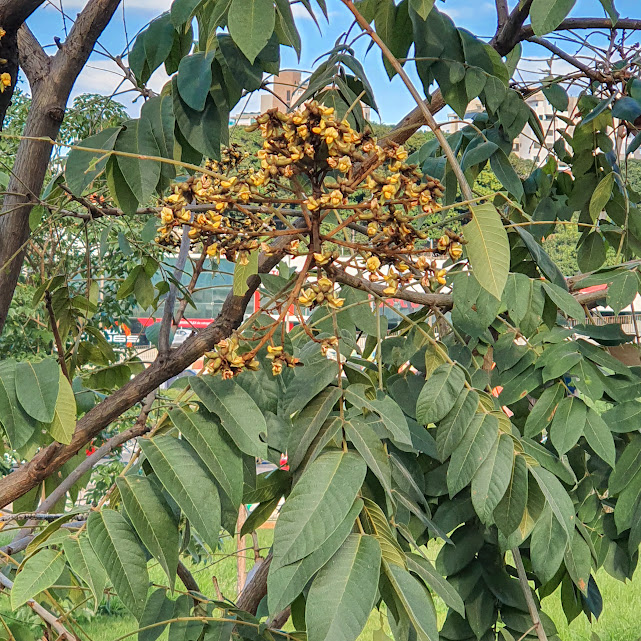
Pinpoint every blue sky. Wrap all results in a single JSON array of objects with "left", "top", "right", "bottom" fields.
[{"left": 25, "top": 0, "right": 641, "bottom": 125}]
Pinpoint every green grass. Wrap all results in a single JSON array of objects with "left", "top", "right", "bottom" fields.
[{"left": 3, "top": 528, "right": 641, "bottom": 641}]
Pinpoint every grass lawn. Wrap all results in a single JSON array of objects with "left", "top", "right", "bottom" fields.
[{"left": 2, "top": 529, "right": 641, "bottom": 640}]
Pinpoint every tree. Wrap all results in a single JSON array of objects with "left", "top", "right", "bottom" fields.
[{"left": 3, "top": 1, "right": 641, "bottom": 641}]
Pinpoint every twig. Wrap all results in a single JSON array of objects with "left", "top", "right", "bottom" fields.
[
  {"left": 512, "top": 547, "right": 548, "bottom": 641},
  {"left": 159, "top": 212, "right": 192, "bottom": 354},
  {"left": 44, "top": 290, "right": 70, "bottom": 382},
  {"left": 0, "top": 513, "right": 67, "bottom": 522}
]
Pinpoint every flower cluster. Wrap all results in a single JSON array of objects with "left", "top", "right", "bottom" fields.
[
  {"left": 204, "top": 336, "right": 259, "bottom": 380},
  {"left": 265, "top": 345, "right": 302, "bottom": 376},
  {"left": 298, "top": 277, "right": 345, "bottom": 310}
]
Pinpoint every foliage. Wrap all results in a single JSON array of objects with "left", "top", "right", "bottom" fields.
[{"left": 4, "top": 2, "right": 641, "bottom": 641}]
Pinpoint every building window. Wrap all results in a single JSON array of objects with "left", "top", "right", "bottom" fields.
[
  {"left": 286, "top": 90, "right": 291, "bottom": 102},
  {"left": 514, "top": 143, "right": 520, "bottom": 151}
]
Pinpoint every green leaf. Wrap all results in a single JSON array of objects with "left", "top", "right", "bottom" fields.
[
  {"left": 138, "top": 436, "right": 221, "bottom": 549},
  {"left": 283, "top": 359, "right": 338, "bottom": 416},
  {"left": 405, "top": 554, "right": 465, "bottom": 617},
  {"left": 609, "top": 434, "right": 641, "bottom": 494},
  {"left": 541, "top": 281, "right": 585, "bottom": 320},
  {"left": 116, "top": 476, "right": 179, "bottom": 587},
  {"left": 48, "top": 372, "right": 77, "bottom": 445},
  {"left": 602, "top": 400, "right": 641, "bottom": 433},
  {"left": 173, "top": 82, "right": 221, "bottom": 159},
  {"left": 471, "top": 433, "right": 514, "bottom": 524},
  {"left": 416, "top": 363, "right": 466, "bottom": 426},
  {"left": 170, "top": 408, "right": 243, "bottom": 507},
  {"left": 143, "top": 14, "right": 176, "bottom": 75},
  {"left": 516, "top": 226, "right": 567, "bottom": 289},
  {"left": 436, "top": 388, "right": 479, "bottom": 461},
  {"left": 273, "top": 450, "right": 366, "bottom": 568},
  {"left": 524, "top": 384, "right": 564, "bottom": 438},
  {"left": 171, "top": 0, "right": 205, "bottom": 26},
  {"left": 0, "top": 360, "right": 35, "bottom": 450},
  {"left": 612, "top": 96, "right": 641, "bottom": 122},
  {"left": 494, "top": 454, "right": 528, "bottom": 536},
  {"left": 584, "top": 407, "right": 615, "bottom": 468},
  {"left": 138, "top": 589, "right": 174, "bottom": 641},
  {"left": 530, "top": 505, "right": 567, "bottom": 585},
  {"left": 232, "top": 252, "right": 260, "bottom": 296},
  {"left": 87, "top": 510, "right": 149, "bottom": 619},
  {"left": 190, "top": 376, "right": 267, "bottom": 458},
  {"left": 168, "top": 595, "right": 203, "bottom": 641},
  {"left": 384, "top": 562, "right": 439, "bottom": 641},
  {"left": 589, "top": 172, "right": 615, "bottom": 221},
  {"left": 607, "top": 271, "right": 639, "bottom": 314},
  {"left": 178, "top": 52, "right": 215, "bottom": 111},
  {"left": 15, "top": 358, "right": 59, "bottom": 423},
  {"left": 461, "top": 141, "right": 498, "bottom": 172},
  {"left": 307, "top": 534, "right": 381, "bottom": 641},
  {"left": 267, "top": 499, "right": 363, "bottom": 614},
  {"left": 65, "top": 127, "right": 121, "bottom": 195},
  {"left": 343, "top": 384, "right": 411, "bottom": 446},
  {"left": 598, "top": 0, "right": 619, "bottom": 24},
  {"left": 550, "top": 396, "right": 587, "bottom": 455},
  {"left": 530, "top": 0, "right": 577, "bottom": 35},
  {"left": 228, "top": 0, "right": 275, "bottom": 63},
  {"left": 447, "top": 413, "right": 499, "bottom": 497},
  {"left": 564, "top": 529, "right": 591, "bottom": 594},
  {"left": 409, "top": 0, "right": 435, "bottom": 20},
  {"left": 345, "top": 418, "right": 391, "bottom": 495},
  {"left": 542, "top": 84, "right": 569, "bottom": 111},
  {"left": 11, "top": 549, "right": 64, "bottom": 610},
  {"left": 490, "top": 149, "right": 524, "bottom": 202},
  {"left": 114, "top": 119, "right": 161, "bottom": 205},
  {"left": 529, "top": 464, "right": 575, "bottom": 538},
  {"left": 577, "top": 232, "right": 606, "bottom": 272},
  {"left": 288, "top": 387, "right": 342, "bottom": 471},
  {"left": 62, "top": 537, "right": 107, "bottom": 612},
  {"left": 463, "top": 203, "right": 510, "bottom": 300},
  {"left": 274, "top": 0, "right": 302, "bottom": 58}
]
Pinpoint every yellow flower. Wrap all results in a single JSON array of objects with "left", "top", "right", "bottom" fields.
[
  {"left": 367, "top": 222, "right": 378, "bottom": 237},
  {"left": 267, "top": 345, "right": 283, "bottom": 354},
  {"left": 328, "top": 189, "right": 343, "bottom": 207},
  {"left": 272, "top": 361, "right": 284, "bottom": 376},
  {"left": 206, "top": 243, "right": 219, "bottom": 257},
  {"left": 0, "top": 72, "right": 9, "bottom": 92},
  {"left": 317, "top": 277, "right": 333, "bottom": 292},
  {"left": 383, "top": 285, "right": 397, "bottom": 295},
  {"left": 366, "top": 255, "right": 381, "bottom": 272},
  {"left": 436, "top": 269, "right": 447, "bottom": 286},
  {"left": 305, "top": 196, "right": 320, "bottom": 211},
  {"left": 297, "top": 125, "right": 309, "bottom": 139},
  {"left": 381, "top": 184, "right": 397, "bottom": 200},
  {"left": 449, "top": 242, "right": 463, "bottom": 260},
  {"left": 395, "top": 146, "right": 408, "bottom": 161},
  {"left": 324, "top": 127, "right": 339, "bottom": 145},
  {"left": 327, "top": 296, "right": 345, "bottom": 309},
  {"left": 437, "top": 235, "right": 450, "bottom": 251},
  {"left": 337, "top": 156, "right": 352, "bottom": 172},
  {"left": 160, "top": 207, "right": 174, "bottom": 224},
  {"left": 313, "top": 252, "right": 331, "bottom": 265}
]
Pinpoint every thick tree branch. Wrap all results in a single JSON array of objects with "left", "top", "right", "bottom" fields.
[
  {"left": 0, "top": 224, "right": 298, "bottom": 508},
  {"left": 491, "top": 0, "right": 533, "bottom": 55},
  {"left": 519, "top": 18, "right": 641, "bottom": 41},
  {"left": 495, "top": 0, "right": 509, "bottom": 29},
  {"left": 17, "top": 24, "right": 50, "bottom": 85},
  {"left": 0, "top": 0, "right": 46, "bottom": 29}
]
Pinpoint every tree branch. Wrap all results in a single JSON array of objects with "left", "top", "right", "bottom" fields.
[
  {"left": 527, "top": 36, "right": 603, "bottom": 81},
  {"left": 17, "top": 24, "right": 50, "bottom": 85},
  {"left": 0, "top": 0, "right": 46, "bottom": 29},
  {"left": 491, "top": 0, "right": 533, "bottom": 55},
  {"left": 495, "top": 0, "right": 509, "bottom": 29},
  {"left": 519, "top": 18, "right": 641, "bottom": 41}
]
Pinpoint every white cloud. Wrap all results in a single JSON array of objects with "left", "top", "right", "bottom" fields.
[{"left": 71, "top": 58, "right": 170, "bottom": 115}]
